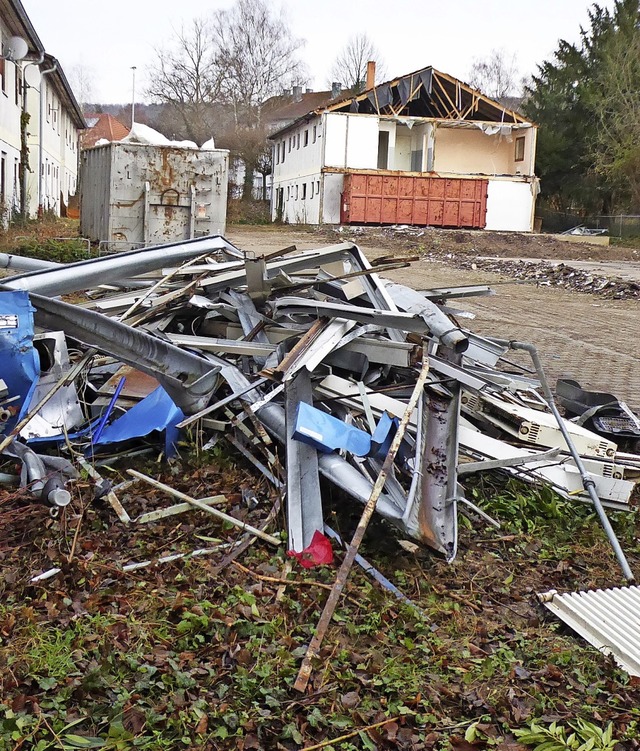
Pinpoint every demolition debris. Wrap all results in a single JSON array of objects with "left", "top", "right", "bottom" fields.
[{"left": 2, "top": 234, "right": 640, "bottom": 682}]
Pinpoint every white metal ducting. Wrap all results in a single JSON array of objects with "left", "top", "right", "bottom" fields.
[{"left": 539, "top": 586, "right": 640, "bottom": 677}]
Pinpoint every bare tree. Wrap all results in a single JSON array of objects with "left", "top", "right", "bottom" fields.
[
  {"left": 211, "top": 0, "right": 306, "bottom": 197},
  {"left": 68, "top": 63, "right": 96, "bottom": 114},
  {"left": 145, "top": 18, "right": 227, "bottom": 144},
  {"left": 212, "top": 0, "right": 307, "bottom": 127},
  {"left": 329, "top": 34, "right": 386, "bottom": 92},
  {"left": 468, "top": 49, "right": 522, "bottom": 98},
  {"left": 146, "top": 1, "right": 304, "bottom": 196}
]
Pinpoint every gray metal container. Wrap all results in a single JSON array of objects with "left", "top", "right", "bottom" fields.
[{"left": 80, "top": 143, "right": 229, "bottom": 251}]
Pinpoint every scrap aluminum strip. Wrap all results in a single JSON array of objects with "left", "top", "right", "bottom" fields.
[
  {"left": 539, "top": 586, "right": 640, "bottom": 677},
  {"left": 3, "top": 236, "right": 241, "bottom": 296}
]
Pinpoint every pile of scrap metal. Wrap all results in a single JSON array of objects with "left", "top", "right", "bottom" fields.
[{"left": 1, "top": 235, "right": 639, "bottom": 576}]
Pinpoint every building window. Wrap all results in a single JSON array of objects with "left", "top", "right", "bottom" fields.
[
  {"left": 302, "top": 183, "right": 307, "bottom": 200},
  {"left": 316, "top": 179, "right": 320, "bottom": 194},
  {"left": 377, "top": 131, "right": 389, "bottom": 170},
  {"left": 287, "top": 186, "right": 290, "bottom": 199},
  {"left": 0, "top": 57, "right": 5, "bottom": 95},
  {"left": 304, "top": 130, "right": 309, "bottom": 147},
  {"left": 295, "top": 184, "right": 299, "bottom": 200},
  {"left": 0, "top": 152, "right": 6, "bottom": 206},
  {"left": 14, "top": 65, "right": 21, "bottom": 106},
  {"left": 288, "top": 137, "right": 292, "bottom": 152},
  {"left": 310, "top": 182, "right": 314, "bottom": 198},
  {"left": 313, "top": 125, "right": 317, "bottom": 143},
  {"left": 296, "top": 133, "right": 300, "bottom": 149},
  {"left": 515, "top": 136, "right": 525, "bottom": 162}
]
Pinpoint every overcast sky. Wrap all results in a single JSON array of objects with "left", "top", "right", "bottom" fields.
[{"left": 23, "top": 0, "right": 613, "bottom": 104}]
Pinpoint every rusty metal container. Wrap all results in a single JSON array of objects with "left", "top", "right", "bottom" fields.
[
  {"left": 80, "top": 143, "right": 229, "bottom": 251},
  {"left": 340, "top": 173, "right": 488, "bottom": 229}
]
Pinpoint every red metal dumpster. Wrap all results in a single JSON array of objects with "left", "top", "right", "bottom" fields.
[{"left": 340, "top": 173, "right": 488, "bottom": 228}]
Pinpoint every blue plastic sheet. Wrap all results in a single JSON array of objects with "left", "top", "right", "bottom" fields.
[
  {"left": 0, "top": 291, "right": 39, "bottom": 433},
  {"left": 93, "top": 386, "right": 184, "bottom": 457},
  {"left": 293, "top": 402, "right": 371, "bottom": 456},
  {"left": 370, "top": 411, "right": 399, "bottom": 459}
]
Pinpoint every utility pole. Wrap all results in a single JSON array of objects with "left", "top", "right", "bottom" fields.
[{"left": 131, "top": 66, "right": 136, "bottom": 128}]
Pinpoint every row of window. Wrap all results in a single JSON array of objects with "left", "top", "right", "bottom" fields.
[
  {"left": 275, "top": 124, "right": 319, "bottom": 165},
  {"left": 285, "top": 179, "right": 321, "bottom": 201}
]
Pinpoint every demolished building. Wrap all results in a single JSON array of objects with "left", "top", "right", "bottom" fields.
[{"left": 269, "top": 64, "right": 538, "bottom": 232}]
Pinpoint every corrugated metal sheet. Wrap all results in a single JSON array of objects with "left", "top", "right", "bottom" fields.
[
  {"left": 340, "top": 173, "right": 488, "bottom": 229},
  {"left": 539, "top": 586, "right": 640, "bottom": 676}
]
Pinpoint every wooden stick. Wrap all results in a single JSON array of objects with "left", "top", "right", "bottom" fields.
[
  {"left": 78, "top": 457, "right": 131, "bottom": 524},
  {"left": 302, "top": 716, "right": 402, "bottom": 751},
  {"left": 293, "top": 357, "right": 431, "bottom": 693},
  {"left": 127, "top": 469, "right": 280, "bottom": 546},
  {"left": 119, "top": 252, "right": 211, "bottom": 322}
]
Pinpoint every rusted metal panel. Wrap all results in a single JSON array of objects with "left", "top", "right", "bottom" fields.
[{"left": 341, "top": 172, "right": 487, "bottom": 229}]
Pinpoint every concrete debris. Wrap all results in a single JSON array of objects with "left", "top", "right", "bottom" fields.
[
  {"left": 443, "top": 257, "right": 640, "bottom": 300},
  {"left": 2, "top": 234, "right": 639, "bottom": 582}
]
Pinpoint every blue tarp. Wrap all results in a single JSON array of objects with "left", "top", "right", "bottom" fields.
[
  {"left": 293, "top": 402, "right": 371, "bottom": 456},
  {"left": 93, "top": 386, "right": 184, "bottom": 457},
  {"left": 0, "top": 291, "right": 39, "bottom": 433}
]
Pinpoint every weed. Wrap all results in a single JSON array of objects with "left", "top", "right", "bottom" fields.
[{"left": 515, "top": 718, "right": 618, "bottom": 750}]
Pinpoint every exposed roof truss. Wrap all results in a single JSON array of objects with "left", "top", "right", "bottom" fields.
[{"left": 324, "top": 66, "right": 530, "bottom": 125}]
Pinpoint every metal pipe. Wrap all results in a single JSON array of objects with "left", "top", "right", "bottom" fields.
[
  {"left": 0, "top": 253, "right": 59, "bottom": 271},
  {"left": 27, "top": 293, "right": 221, "bottom": 415},
  {"left": 3, "top": 235, "right": 241, "bottom": 296},
  {"left": 20, "top": 53, "right": 45, "bottom": 217},
  {"left": 492, "top": 337, "right": 634, "bottom": 583}
]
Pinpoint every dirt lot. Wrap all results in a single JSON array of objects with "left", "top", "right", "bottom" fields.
[{"left": 227, "top": 225, "right": 640, "bottom": 411}]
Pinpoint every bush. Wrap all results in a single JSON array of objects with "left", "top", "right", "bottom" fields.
[
  {"left": 226, "top": 198, "right": 271, "bottom": 225},
  {"left": 13, "top": 237, "right": 94, "bottom": 264}
]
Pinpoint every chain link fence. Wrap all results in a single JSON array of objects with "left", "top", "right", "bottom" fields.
[{"left": 536, "top": 208, "right": 640, "bottom": 238}]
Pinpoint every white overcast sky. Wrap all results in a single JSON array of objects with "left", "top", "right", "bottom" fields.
[{"left": 22, "top": 0, "right": 613, "bottom": 104}]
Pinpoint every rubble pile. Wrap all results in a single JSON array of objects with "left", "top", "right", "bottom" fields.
[
  {"left": 1, "top": 234, "right": 640, "bottom": 615},
  {"left": 333, "top": 225, "right": 640, "bottom": 300},
  {"left": 453, "top": 257, "right": 640, "bottom": 299},
  {"left": 0, "top": 236, "right": 640, "bottom": 690}
]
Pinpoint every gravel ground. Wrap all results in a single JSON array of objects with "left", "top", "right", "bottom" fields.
[{"left": 227, "top": 225, "right": 640, "bottom": 411}]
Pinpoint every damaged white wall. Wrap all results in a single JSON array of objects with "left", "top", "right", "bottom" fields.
[{"left": 270, "top": 108, "right": 539, "bottom": 231}]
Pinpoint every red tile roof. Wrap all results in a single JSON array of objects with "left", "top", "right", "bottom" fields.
[
  {"left": 263, "top": 91, "right": 346, "bottom": 127},
  {"left": 82, "top": 113, "right": 130, "bottom": 149}
]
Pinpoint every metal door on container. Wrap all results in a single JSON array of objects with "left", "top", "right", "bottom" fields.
[{"left": 147, "top": 189, "right": 192, "bottom": 245}]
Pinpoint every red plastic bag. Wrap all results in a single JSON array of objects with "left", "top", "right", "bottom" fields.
[{"left": 288, "top": 530, "right": 334, "bottom": 568}]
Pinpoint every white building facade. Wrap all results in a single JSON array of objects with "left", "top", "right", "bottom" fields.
[
  {"left": 0, "top": 1, "right": 84, "bottom": 221},
  {"left": 270, "top": 67, "right": 538, "bottom": 232}
]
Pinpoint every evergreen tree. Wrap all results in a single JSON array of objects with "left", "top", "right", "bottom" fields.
[{"left": 525, "top": 0, "right": 640, "bottom": 213}]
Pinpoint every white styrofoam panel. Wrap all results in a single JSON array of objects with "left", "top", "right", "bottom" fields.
[
  {"left": 485, "top": 180, "right": 534, "bottom": 232},
  {"left": 321, "top": 173, "right": 344, "bottom": 224},
  {"left": 324, "top": 114, "right": 348, "bottom": 168}
]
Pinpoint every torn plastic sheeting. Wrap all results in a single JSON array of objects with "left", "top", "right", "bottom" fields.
[
  {"left": 293, "top": 402, "right": 371, "bottom": 456},
  {"left": 93, "top": 386, "right": 184, "bottom": 458},
  {"left": 287, "top": 529, "right": 334, "bottom": 568},
  {"left": 0, "top": 290, "right": 39, "bottom": 433}
]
